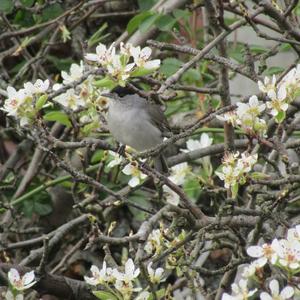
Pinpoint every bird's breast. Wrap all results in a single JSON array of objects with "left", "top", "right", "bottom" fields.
[{"left": 107, "top": 104, "right": 162, "bottom": 151}]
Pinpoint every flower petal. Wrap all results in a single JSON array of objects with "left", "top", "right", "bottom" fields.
[
  {"left": 85, "top": 53, "right": 99, "bottom": 62},
  {"left": 260, "top": 292, "right": 273, "bottom": 300},
  {"left": 125, "top": 259, "right": 135, "bottom": 275},
  {"left": 84, "top": 275, "right": 98, "bottom": 285},
  {"left": 8, "top": 268, "right": 20, "bottom": 284},
  {"left": 269, "top": 279, "right": 279, "bottom": 296},
  {"left": 144, "top": 60, "right": 161, "bottom": 69},
  {"left": 247, "top": 246, "right": 263, "bottom": 258},
  {"left": 23, "top": 271, "right": 35, "bottom": 286},
  {"left": 280, "top": 286, "right": 294, "bottom": 299},
  {"left": 122, "top": 164, "right": 133, "bottom": 175},
  {"left": 128, "top": 176, "right": 140, "bottom": 187}
]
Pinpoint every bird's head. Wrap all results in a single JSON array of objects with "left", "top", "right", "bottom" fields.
[{"left": 101, "top": 85, "right": 139, "bottom": 101}]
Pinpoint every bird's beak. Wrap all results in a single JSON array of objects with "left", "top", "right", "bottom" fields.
[{"left": 101, "top": 92, "right": 115, "bottom": 99}]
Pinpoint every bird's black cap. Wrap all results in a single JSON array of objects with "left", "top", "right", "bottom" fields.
[{"left": 111, "top": 83, "right": 141, "bottom": 97}]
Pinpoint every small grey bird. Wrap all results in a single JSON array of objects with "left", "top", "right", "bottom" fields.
[{"left": 104, "top": 87, "right": 169, "bottom": 173}]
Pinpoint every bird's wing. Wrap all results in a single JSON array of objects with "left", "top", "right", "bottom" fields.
[
  {"left": 147, "top": 104, "right": 171, "bottom": 134},
  {"left": 124, "top": 94, "right": 171, "bottom": 134}
]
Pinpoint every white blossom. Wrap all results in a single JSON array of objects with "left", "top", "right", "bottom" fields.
[
  {"left": 216, "top": 111, "right": 238, "bottom": 126},
  {"left": 8, "top": 268, "right": 36, "bottom": 291},
  {"left": 223, "top": 152, "right": 240, "bottom": 166},
  {"left": 260, "top": 279, "right": 294, "bottom": 300},
  {"left": 52, "top": 83, "right": 63, "bottom": 91},
  {"left": 130, "top": 45, "right": 160, "bottom": 69},
  {"left": 33, "top": 79, "right": 50, "bottom": 94},
  {"left": 107, "top": 55, "right": 135, "bottom": 82},
  {"left": 241, "top": 260, "right": 265, "bottom": 278},
  {"left": 169, "top": 162, "right": 190, "bottom": 185},
  {"left": 122, "top": 162, "right": 147, "bottom": 187},
  {"left": 237, "top": 153, "right": 258, "bottom": 173},
  {"left": 280, "top": 64, "right": 300, "bottom": 93},
  {"left": 273, "top": 238, "right": 300, "bottom": 270},
  {"left": 266, "top": 85, "right": 288, "bottom": 116},
  {"left": 84, "top": 262, "right": 114, "bottom": 285},
  {"left": 145, "top": 229, "right": 163, "bottom": 255},
  {"left": 113, "top": 259, "right": 140, "bottom": 283},
  {"left": 114, "top": 280, "right": 141, "bottom": 299},
  {"left": 222, "top": 279, "right": 257, "bottom": 300},
  {"left": 247, "top": 240, "right": 279, "bottom": 266},
  {"left": 221, "top": 96, "right": 267, "bottom": 136},
  {"left": 107, "top": 151, "right": 123, "bottom": 168},
  {"left": 215, "top": 165, "right": 239, "bottom": 189},
  {"left": 2, "top": 87, "right": 27, "bottom": 118},
  {"left": 5, "top": 290, "right": 23, "bottom": 300},
  {"left": 61, "top": 61, "right": 84, "bottom": 84},
  {"left": 236, "top": 95, "right": 266, "bottom": 120},
  {"left": 135, "top": 291, "right": 150, "bottom": 300},
  {"left": 287, "top": 225, "right": 300, "bottom": 242},
  {"left": 184, "top": 133, "right": 213, "bottom": 152},
  {"left": 85, "top": 43, "right": 115, "bottom": 65},
  {"left": 216, "top": 152, "right": 257, "bottom": 191},
  {"left": 24, "top": 79, "right": 49, "bottom": 95},
  {"left": 53, "top": 88, "right": 85, "bottom": 110},
  {"left": 147, "top": 262, "right": 164, "bottom": 284},
  {"left": 258, "top": 75, "right": 277, "bottom": 95},
  {"left": 120, "top": 42, "right": 132, "bottom": 56}
]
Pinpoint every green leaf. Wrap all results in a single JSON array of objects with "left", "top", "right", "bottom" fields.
[
  {"left": 42, "top": 3, "right": 63, "bottom": 22},
  {"left": 131, "top": 67, "right": 157, "bottom": 77},
  {"left": 228, "top": 43, "right": 244, "bottom": 63},
  {"left": 148, "top": 289, "right": 166, "bottom": 300},
  {"left": 93, "top": 291, "right": 118, "bottom": 300},
  {"left": 81, "top": 120, "right": 99, "bottom": 136},
  {"left": 184, "top": 178, "right": 201, "bottom": 200},
  {"left": 211, "top": 98, "right": 221, "bottom": 109},
  {"left": 21, "top": 191, "right": 52, "bottom": 217},
  {"left": 47, "top": 55, "right": 75, "bottom": 71},
  {"left": 160, "top": 58, "right": 182, "bottom": 77},
  {"left": 22, "top": 199, "right": 34, "bottom": 217},
  {"left": 138, "top": 0, "right": 156, "bottom": 10},
  {"left": 139, "top": 13, "right": 160, "bottom": 33},
  {"left": 280, "top": 43, "right": 292, "bottom": 52},
  {"left": 155, "top": 15, "right": 177, "bottom": 31},
  {"left": 91, "top": 150, "right": 105, "bottom": 164},
  {"left": 275, "top": 110, "right": 286, "bottom": 123},
  {"left": 94, "top": 77, "right": 117, "bottom": 89},
  {"left": 295, "top": 5, "right": 300, "bottom": 16},
  {"left": 294, "top": 88, "right": 300, "bottom": 98},
  {"left": 14, "top": 9, "right": 35, "bottom": 27},
  {"left": 36, "top": 95, "right": 48, "bottom": 110},
  {"left": 250, "top": 172, "right": 271, "bottom": 180},
  {"left": 173, "top": 9, "right": 190, "bottom": 21},
  {"left": 34, "top": 198, "right": 52, "bottom": 216},
  {"left": 250, "top": 45, "right": 268, "bottom": 54},
  {"left": 44, "top": 111, "right": 72, "bottom": 127},
  {"left": 0, "top": 0, "right": 13, "bottom": 13},
  {"left": 224, "top": 17, "right": 238, "bottom": 26},
  {"left": 182, "top": 68, "right": 201, "bottom": 84},
  {"left": 264, "top": 66, "right": 285, "bottom": 75},
  {"left": 231, "top": 182, "right": 239, "bottom": 199},
  {"left": 88, "top": 23, "right": 109, "bottom": 48},
  {"left": 20, "top": 0, "right": 34, "bottom": 7},
  {"left": 10, "top": 60, "right": 27, "bottom": 75},
  {"left": 127, "top": 11, "right": 153, "bottom": 34}
]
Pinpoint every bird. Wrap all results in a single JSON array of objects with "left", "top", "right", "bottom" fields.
[{"left": 103, "top": 86, "right": 169, "bottom": 173}]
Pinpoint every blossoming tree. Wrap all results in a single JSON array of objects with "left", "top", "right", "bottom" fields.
[{"left": 1, "top": 0, "right": 300, "bottom": 299}]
